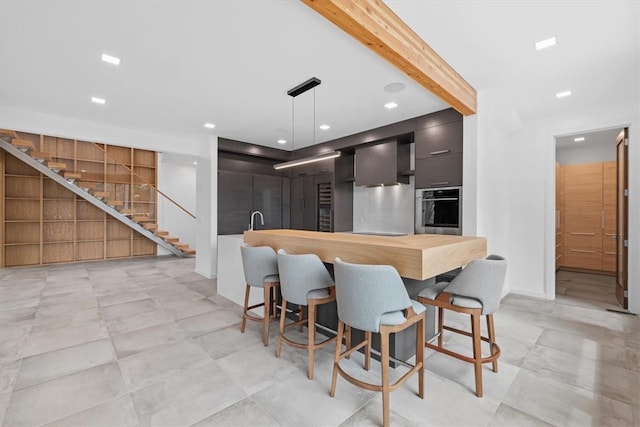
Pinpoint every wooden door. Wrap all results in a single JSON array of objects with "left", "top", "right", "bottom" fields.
[
  {"left": 615, "top": 129, "right": 629, "bottom": 309},
  {"left": 602, "top": 161, "right": 617, "bottom": 272},
  {"left": 563, "top": 162, "right": 603, "bottom": 270}
]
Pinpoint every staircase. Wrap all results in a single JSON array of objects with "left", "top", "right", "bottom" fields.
[{"left": 0, "top": 129, "right": 195, "bottom": 258}]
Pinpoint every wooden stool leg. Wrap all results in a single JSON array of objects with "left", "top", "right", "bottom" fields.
[
  {"left": 330, "top": 321, "right": 344, "bottom": 397},
  {"left": 381, "top": 330, "right": 391, "bottom": 427},
  {"left": 416, "top": 316, "right": 425, "bottom": 399},
  {"left": 308, "top": 302, "right": 316, "bottom": 380},
  {"left": 487, "top": 314, "right": 498, "bottom": 373},
  {"left": 263, "top": 285, "right": 271, "bottom": 346},
  {"left": 471, "top": 312, "right": 483, "bottom": 397},
  {"left": 276, "top": 298, "right": 288, "bottom": 358},
  {"left": 437, "top": 307, "right": 444, "bottom": 347},
  {"left": 364, "top": 331, "right": 372, "bottom": 371},
  {"left": 298, "top": 305, "right": 304, "bottom": 332},
  {"left": 240, "top": 284, "right": 250, "bottom": 333}
]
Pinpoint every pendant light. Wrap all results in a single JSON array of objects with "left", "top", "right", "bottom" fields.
[{"left": 273, "top": 77, "right": 340, "bottom": 170}]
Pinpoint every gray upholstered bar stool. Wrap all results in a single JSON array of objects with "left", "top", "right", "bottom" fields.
[
  {"left": 275, "top": 249, "right": 337, "bottom": 380},
  {"left": 240, "top": 244, "right": 280, "bottom": 346},
  {"left": 417, "top": 255, "right": 507, "bottom": 397},
  {"left": 331, "top": 258, "right": 425, "bottom": 427}
]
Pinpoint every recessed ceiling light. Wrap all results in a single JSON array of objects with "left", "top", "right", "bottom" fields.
[
  {"left": 204, "top": 123, "right": 215, "bottom": 129},
  {"left": 555, "top": 90, "right": 572, "bottom": 99},
  {"left": 535, "top": 37, "right": 557, "bottom": 51},
  {"left": 101, "top": 53, "right": 121, "bottom": 65},
  {"left": 319, "top": 124, "right": 330, "bottom": 130},
  {"left": 384, "top": 82, "right": 405, "bottom": 93},
  {"left": 91, "top": 96, "right": 106, "bottom": 104},
  {"left": 574, "top": 137, "right": 585, "bottom": 142},
  {"left": 277, "top": 139, "right": 287, "bottom": 144},
  {"left": 384, "top": 102, "right": 398, "bottom": 109},
  {"left": 193, "top": 161, "right": 197, "bottom": 165}
]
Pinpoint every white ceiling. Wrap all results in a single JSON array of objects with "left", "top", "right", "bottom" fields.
[{"left": 1, "top": 1, "right": 639, "bottom": 152}]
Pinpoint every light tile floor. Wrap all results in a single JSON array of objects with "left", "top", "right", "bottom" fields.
[{"left": 0, "top": 258, "right": 638, "bottom": 426}]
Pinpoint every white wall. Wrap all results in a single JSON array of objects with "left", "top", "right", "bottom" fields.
[
  {"left": 158, "top": 153, "right": 197, "bottom": 249},
  {"left": 470, "top": 93, "right": 639, "bottom": 313},
  {"left": 195, "top": 139, "right": 218, "bottom": 278}
]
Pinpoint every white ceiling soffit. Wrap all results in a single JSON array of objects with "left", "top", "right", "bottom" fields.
[
  {"left": 555, "top": 127, "right": 623, "bottom": 150},
  {"left": 0, "top": 1, "right": 446, "bottom": 150},
  {"left": 1, "top": 2, "right": 638, "bottom": 151}
]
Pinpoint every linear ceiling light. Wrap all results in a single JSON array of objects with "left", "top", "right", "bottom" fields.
[
  {"left": 274, "top": 77, "right": 339, "bottom": 170},
  {"left": 555, "top": 90, "right": 572, "bottom": 98},
  {"left": 574, "top": 137, "right": 585, "bottom": 142},
  {"left": 91, "top": 96, "right": 106, "bottom": 104},
  {"left": 274, "top": 151, "right": 341, "bottom": 170}
]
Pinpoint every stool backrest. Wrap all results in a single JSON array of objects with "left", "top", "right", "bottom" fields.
[
  {"left": 334, "top": 258, "right": 411, "bottom": 333},
  {"left": 445, "top": 254, "right": 507, "bottom": 315},
  {"left": 277, "top": 250, "right": 334, "bottom": 305},
  {"left": 240, "top": 245, "right": 278, "bottom": 288}
]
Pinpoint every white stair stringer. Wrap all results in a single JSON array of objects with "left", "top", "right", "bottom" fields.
[{"left": 0, "top": 137, "right": 186, "bottom": 257}]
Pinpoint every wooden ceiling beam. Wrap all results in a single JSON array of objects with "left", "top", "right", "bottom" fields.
[{"left": 301, "top": 0, "right": 477, "bottom": 115}]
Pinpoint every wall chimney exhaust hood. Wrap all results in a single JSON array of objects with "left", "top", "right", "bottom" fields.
[
  {"left": 355, "top": 139, "right": 410, "bottom": 186},
  {"left": 274, "top": 77, "right": 341, "bottom": 170}
]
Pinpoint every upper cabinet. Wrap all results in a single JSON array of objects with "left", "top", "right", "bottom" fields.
[
  {"left": 355, "top": 140, "right": 410, "bottom": 186},
  {"left": 414, "top": 111, "right": 463, "bottom": 188}
]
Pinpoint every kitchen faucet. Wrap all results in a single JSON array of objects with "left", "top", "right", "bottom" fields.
[{"left": 250, "top": 210, "right": 264, "bottom": 231}]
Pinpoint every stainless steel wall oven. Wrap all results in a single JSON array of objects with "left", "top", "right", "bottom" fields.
[{"left": 415, "top": 187, "right": 462, "bottom": 235}]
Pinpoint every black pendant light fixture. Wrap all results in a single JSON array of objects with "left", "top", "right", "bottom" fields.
[{"left": 273, "top": 77, "right": 340, "bottom": 170}]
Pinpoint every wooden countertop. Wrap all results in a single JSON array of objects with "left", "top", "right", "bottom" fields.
[{"left": 243, "top": 230, "right": 487, "bottom": 280}]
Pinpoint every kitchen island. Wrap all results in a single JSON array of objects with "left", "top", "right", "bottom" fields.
[
  {"left": 243, "top": 229, "right": 487, "bottom": 281},
  {"left": 218, "top": 230, "right": 487, "bottom": 364}
]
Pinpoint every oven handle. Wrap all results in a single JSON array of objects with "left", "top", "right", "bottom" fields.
[{"left": 422, "top": 197, "right": 459, "bottom": 202}]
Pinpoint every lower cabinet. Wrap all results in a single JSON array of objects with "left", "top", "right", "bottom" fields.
[{"left": 290, "top": 173, "right": 333, "bottom": 231}]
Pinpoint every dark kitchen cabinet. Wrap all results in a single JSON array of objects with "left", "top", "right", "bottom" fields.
[
  {"left": 414, "top": 154, "right": 463, "bottom": 188},
  {"left": 218, "top": 171, "right": 283, "bottom": 234},
  {"left": 218, "top": 170, "right": 253, "bottom": 235},
  {"left": 253, "top": 174, "right": 283, "bottom": 230},
  {"left": 291, "top": 175, "right": 316, "bottom": 231},
  {"left": 355, "top": 140, "right": 409, "bottom": 186},
  {"left": 415, "top": 120, "right": 463, "bottom": 159}
]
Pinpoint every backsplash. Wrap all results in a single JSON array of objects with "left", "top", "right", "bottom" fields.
[{"left": 352, "top": 177, "right": 415, "bottom": 234}]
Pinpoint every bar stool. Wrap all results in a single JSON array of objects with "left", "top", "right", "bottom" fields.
[
  {"left": 331, "top": 258, "right": 425, "bottom": 427},
  {"left": 417, "top": 255, "right": 507, "bottom": 397},
  {"left": 275, "top": 250, "right": 337, "bottom": 380},
  {"left": 240, "top": 245, "right": 280, "bottom": 346}
]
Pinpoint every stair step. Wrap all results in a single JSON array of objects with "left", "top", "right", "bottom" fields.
[
  {"left": 107, "top": 200, "right": 124, "bottom": 207},
  {"left": 47, "top": 161, "right": 66, "bottom": 171},
  {"left": 93, "top": 191, "right": 109, "bottom": 198},
  {"left": 11, "top": 139, "right": 35, "bottom": 151},
  {"left": 155, "top": 230, "right": 169, "bottom": 236},
  {"left": 132, "top": 216, "right": 153, "bottom": 222},
  {"left": 173, "top": 243, "right": 189, "bottom": 249},
  {"left": 164, "top": 236, "right": 180, "bottom": 243},
  {"left": 64, "top": 172, "right": 82, "bottom": 180},
  {"left": 182, "top": 248, "right": 196, "bottom": 255},
  {"left": 30, "top": 151, "right": 52, "bottom": 161},
  {"left": 0, "top": 128, "right": 18, "bottom": 139},
  {"left": 143, "top": 223, "right": 158, "bottom": 230}
]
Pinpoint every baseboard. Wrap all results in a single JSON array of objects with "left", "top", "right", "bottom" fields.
[
  {"left": 506, "top": 288, "right": 550, "bottom": 300},
  {"left": 195, "top": 268, "right": 216, "bottom": 279}
]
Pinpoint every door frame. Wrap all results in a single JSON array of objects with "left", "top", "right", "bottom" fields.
[
  {"left": 615, "top": 128, "right": 629, "bottom": 308},
  {"left": 549, "top": 124, "right": 631, "bottom": 302}
]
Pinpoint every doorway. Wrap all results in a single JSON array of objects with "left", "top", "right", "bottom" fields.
[{"left": 554, "top": 127, "right": 627, "bottom": 308}]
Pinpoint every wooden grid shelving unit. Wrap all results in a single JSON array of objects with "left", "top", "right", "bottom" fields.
[{"left": 1, "top": 131, "right": 158, "bottom": 267}]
